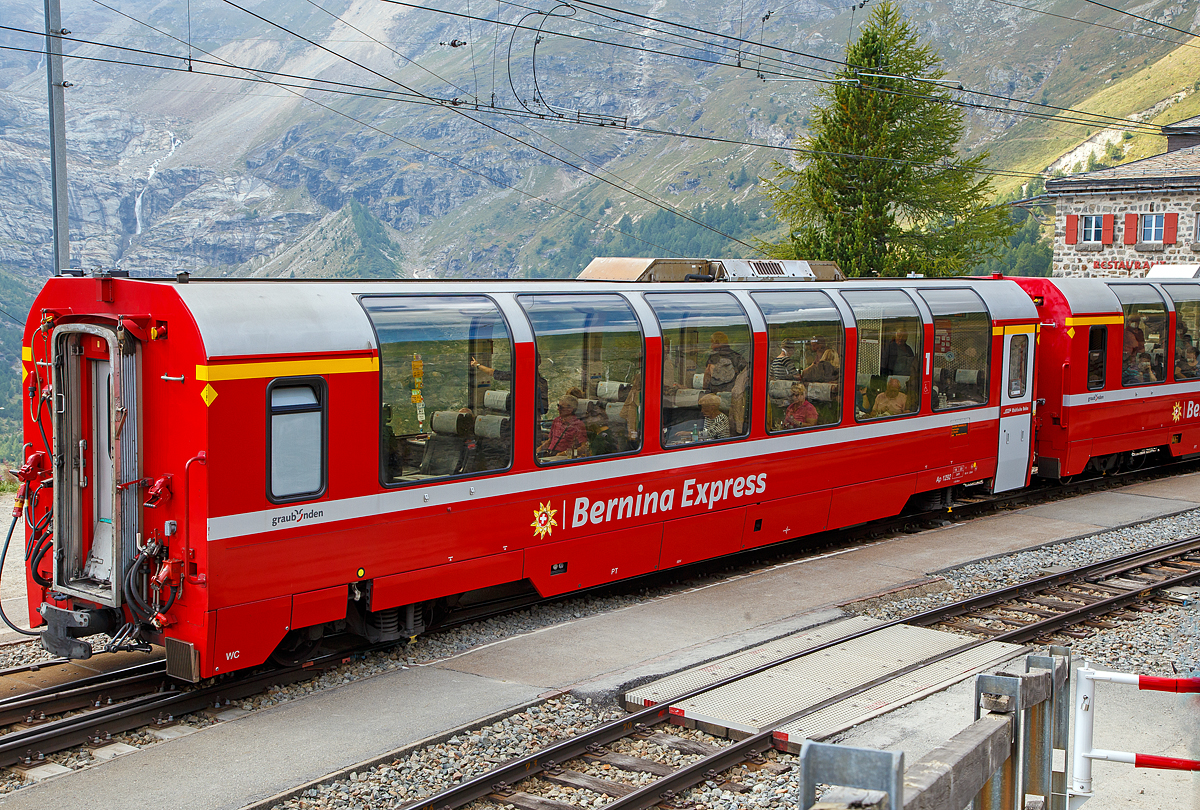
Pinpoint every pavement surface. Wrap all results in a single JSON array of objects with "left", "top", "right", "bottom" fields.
[{"left": 1, "top": 475, "right": 1199, "bottom": 809}]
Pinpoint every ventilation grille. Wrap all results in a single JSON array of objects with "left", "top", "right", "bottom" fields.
[
  {"left": 165, "top": 637, "right": 200, "bottom": 682},
  {"left": 749, "top": 260, "right": 785, "bottom": 276}
]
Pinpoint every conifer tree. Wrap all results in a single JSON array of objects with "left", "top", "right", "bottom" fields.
[{"left": 761, "top": 1, "right": 1013, "bottom": 276}]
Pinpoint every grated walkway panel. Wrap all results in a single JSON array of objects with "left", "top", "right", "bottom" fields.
[{"left": 624, "top": 618, "right": 1024, "bottom": 744}]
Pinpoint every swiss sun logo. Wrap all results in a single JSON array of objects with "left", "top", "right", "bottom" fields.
[
  {"left": 531, "top": 501, "right": 558, "bottom": 540},
  {"left": 1174, "top": 402, "right": 1184, "bottom": 423}
]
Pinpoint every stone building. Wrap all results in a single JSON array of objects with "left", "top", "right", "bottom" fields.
[{"left": 1046, "top": 114, "right": 1200, "bottom": 278}]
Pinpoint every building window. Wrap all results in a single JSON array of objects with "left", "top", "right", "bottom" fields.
[
  {"left": 1081, "top": 216, "right": 1103, "bottom": 243},
  {"left": 268, "top": 380, "right": 325, "bottom": 501},
  {"left": 1141, "top": 214, "right": 1165, "bottom": 243}
]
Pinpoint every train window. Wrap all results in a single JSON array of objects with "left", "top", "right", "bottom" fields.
[
  {"left": 1163, "top": 285, "right": 1200, "bottom": 381},
  {"left": 842, "top": 291, "right": 922, "bottom": 421},
  {"left": 518, "top": 294, "right": 644, "bottom": 464},
  {"left": 267, "top": 380, "right": 325, "bottom": 502},
  {"left": 1112, "top": 285, "right": 1167, "bottom": 388},
  {"left": 918, "top": 289, "right": 990, "bottom": 411},
  {"left": 1008, "top": 335, "right": 1029, "bottom": 398},
  {"left": 751, "top": 291, "right": 843, "bottom": 433},
  {"left": 1087, "top": 326, "right": 1106, "bottom": 390},
  {"left": 362, "top": 296, "right": 513, "bottom": 485},
  {"left": 646, "top": 293, "right": 752, "bottom": 447}
]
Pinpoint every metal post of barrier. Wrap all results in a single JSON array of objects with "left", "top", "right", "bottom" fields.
[
  {"left": 1068, "top": 665, "right": 1200, "bottom": 809},
  {"left": 1026, "top": 646, "right": 1072, "bottom": 810},
  {"left": 973, "top": 668, "right": 1053, "bottom": 810},
  {"left": 798, "top": 739, "right": 903, "bottom": 810}
]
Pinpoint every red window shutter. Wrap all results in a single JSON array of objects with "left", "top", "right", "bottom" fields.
[
  {"left": 1165, "top": 213, "right": 1178, "bottom": 244},
  {"left": 1124, "top": 213, "right": 1139, "bottom": 245},
  {"left": 1102, "top": 214, "right": 1114, "bottom": 244},
  {"left": 1065, "top": 214, "right": 1078, "bottom": 245}
]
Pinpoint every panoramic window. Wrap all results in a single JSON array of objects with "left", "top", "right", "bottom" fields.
[
  {"left": 842, "top": 290, "right": 922, "bottom": 420},
  {"left": 362, "top": 296, "right": 512, "bottom": 484},
  {"left": 1113, "top": 284, "right": 1166, "bottom": 388},
  {"left": 1081, "top": 215, "right": 1103, "bottom": 243},
  {"left": 1087, "top": 325, "right": 1106, "bottom": 391},
  {"left": 918, "top": 288, "right": 990, "bottom": 411},
  {"left": 268, "top": 380, "right": 325, "bottom": 501},
  {"left": 1164, "top": 285, "right": 1200, "bottom": 381},
  {"left": 1141, "top": 214, "right": 1165, "bottom": 243},
  {"left": 752, "top": 291, "right": 843, "bottom": 433},
  {"left": 647, "top": 293, "right": 752, "bottom": 447},
  {"left": 519, "top": 294, "right": 644, "bottom": 464}
]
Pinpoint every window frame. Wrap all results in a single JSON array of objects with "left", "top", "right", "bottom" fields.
[
  {"left": 918, "top": 287, "right": 992, "bottom": 413},
  {"left": 1081, "top": 215, "right": 1103, "bottom": 244},
  {"left": 517, "top": 292, "right": 647, "bottom": 467},
  {"left": 645, "top": 291, "right": 754, "bottom": 450},
  {"left": 1086, "top": 325, "right": 1106, "bottom": 391},
  {"left": 750, "top": 290, "right": 845, "bottom": 435},
  {"left": 360, "top": 293, "right": 516, "bottom": 489},
  {"left": 1112, "top": 284, "right": 1167, "bottom": 389},
  {"left": 841, "top": 289, "right": 925, "bottom": 423},
  {"left": 1141, "top": 213, "right": 1165, "bottom": 243},
  {"left": 265, "top": 375, "right": 328, "bottom": 504},
  {"left": 1165, "top": 284, "right": 1200, "bottom": 383}
]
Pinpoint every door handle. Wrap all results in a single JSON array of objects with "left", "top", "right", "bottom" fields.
[{"left": 77, "top": 439, "right": 88, "bottom": 488}]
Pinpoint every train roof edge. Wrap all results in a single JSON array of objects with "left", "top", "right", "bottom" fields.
[{"left": 577, "top": 257, "right": 846, "bottom": 282}]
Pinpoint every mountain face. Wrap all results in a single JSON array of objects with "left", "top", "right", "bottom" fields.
[{"left": 1, "top": 0, "right": 1197, "bottom": 285}]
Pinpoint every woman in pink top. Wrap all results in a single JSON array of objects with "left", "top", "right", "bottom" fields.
[{"left": 782, "top": 382, "right": 818, "bottom": 429}]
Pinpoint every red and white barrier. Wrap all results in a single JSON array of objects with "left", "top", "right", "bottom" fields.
[{"left": 1070, "top": 666, "right": 1200, "bottom": 808}]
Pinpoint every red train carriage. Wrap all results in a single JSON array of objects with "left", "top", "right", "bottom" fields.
[
  {"left": 19, "top": 261, "right": 1038, "bottom": 681},
  {"left": 1013, "top": 275, "right": 1200, "bottom": 479}
]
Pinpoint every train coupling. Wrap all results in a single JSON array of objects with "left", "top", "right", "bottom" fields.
[{"left": 37, "top": 604, "right": 121, "bottom": 659}]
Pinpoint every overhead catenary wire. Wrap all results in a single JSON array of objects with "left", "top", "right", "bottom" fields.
[
  {"left": 0, "top": 34, "right": 1053, "bottom": 182},
  {"left": 374, "top": 0, "right": 1168, "bottom": 136},
  {"left": 71, "top": 4, "right": 693, "bottom": 257},
  {"left": 211, "top": 0, "right": 758, "bottom": 249}
]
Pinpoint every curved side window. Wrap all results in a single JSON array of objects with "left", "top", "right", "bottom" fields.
[
  {"left": 842, "top": 290, "right": 922, "bottom": 420},
  {"left": 1163, "top": 285, "right": 1200, "bottom": 381},
  {"left": 268, "top": 378, "right": 326, "bottom": 502},
  {"left": 646, "top": 293, "right": 752, "bottom": 447},
  {"left": 519, "top": 294, "right": 644, "bottom": 465},
  {"left": 362, "top": 296, "right": 512, "bottom": 485},
  {"left": 1112, "top": 284, "right": 1167, "bottom": 387},
  {"left": 918, "top": 288, "right": 991, "bottom": 411},
  {"left": 751, "top": 291, "right": 843, "bottom": 433}
]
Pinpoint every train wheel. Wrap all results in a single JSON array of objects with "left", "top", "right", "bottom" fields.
[{"left": 270, "top": 626, "right": 323, "bottom": 666}]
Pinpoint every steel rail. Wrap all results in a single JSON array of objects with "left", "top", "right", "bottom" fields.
[
  {"left": 906, "top": 533, "right": 1200, "bottom": 627},
  {"left": 0, "top": 660, "right": 169, "bottom": 727},
  {"left": 0, "top": 655, "right": 343, "bottom": 768}
]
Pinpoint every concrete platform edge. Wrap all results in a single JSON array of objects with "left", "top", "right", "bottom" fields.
[{"left": 236, "top": 692, "right": 568, "bottom": 810}]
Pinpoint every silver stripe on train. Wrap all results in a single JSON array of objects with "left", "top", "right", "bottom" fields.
[{"left": 207, "top": 407, "right": 1000, "bottom": 541}]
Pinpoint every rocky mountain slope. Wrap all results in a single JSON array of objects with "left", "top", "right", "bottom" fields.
[{"left": 0, "top": 0, "right": 1193, "bottom": 288}]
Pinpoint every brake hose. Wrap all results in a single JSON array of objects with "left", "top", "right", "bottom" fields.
[{"left": 0, "top": 511, "right": 39, "bottom": 636}]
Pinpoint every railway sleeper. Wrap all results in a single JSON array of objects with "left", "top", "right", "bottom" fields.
[
  {"left": 541, "top": 769, "right": 637, "bottom": 797},
  {"left": 487, "top": 790, "right": 576, "bottom": 810},
  {"left": 583, "top": 750, "right": 675, "bottom": 775}
]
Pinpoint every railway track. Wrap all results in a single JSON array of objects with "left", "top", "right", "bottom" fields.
[{"left": 400, "top": 532, "right": 1200, "bottom": 810}]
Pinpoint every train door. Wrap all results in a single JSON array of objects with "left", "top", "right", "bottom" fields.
[
  {"left": 994, "top": 326, "right": 1035, "bottom": 492},
  {"left": 51, "top": 325, "right": 140, "bottom": 607}
]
